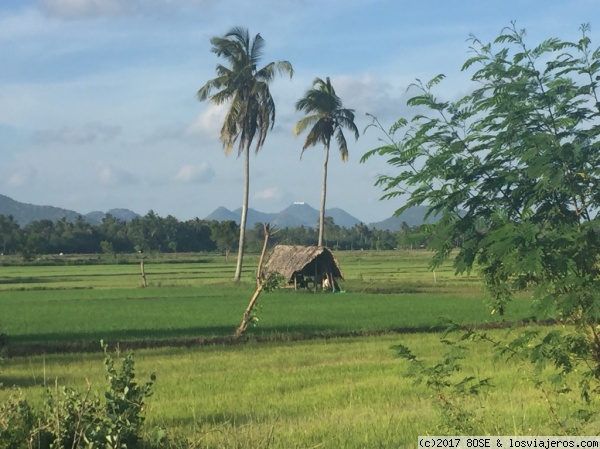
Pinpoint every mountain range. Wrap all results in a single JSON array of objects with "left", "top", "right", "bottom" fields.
[
  {"left": 205, "top": 202, "right": 365, "bottom": 229},
  {"left": 204, "top": 202, "right": 435, "bottom": 230},
  {"left": 0, "top": 194, "right": 139, "bottom": 226},
  {"left": 0, "top": 194, "right": 434, "bottom": 231}
]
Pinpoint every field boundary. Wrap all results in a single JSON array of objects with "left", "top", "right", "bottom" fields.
[{"left": 1, "top": 318, "right": 555, "bottom": 357}]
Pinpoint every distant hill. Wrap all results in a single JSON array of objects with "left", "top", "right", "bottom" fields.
[
  {"left": 236, "top": 208, "right": 277, "bottom": 227},
  {"left": 1, "top": 192, "right": 438, "bottom": 231},
  {"left": 368, "top": 206, "right": 437, "bottom": 230},
  {"left": 273, "top": 203, "right": 319, "bottom": 228},
  {"left": 205, "top": 207, "right": 277, "bottom": 227},
  {"left": 84, "top": 208, "right": 140, "bottom": 225},
  {"left": 205, "top": 202, "right": 363, "bottom": 229},
  {"left": 0, "top": 194, "right": 139, "bottom": 226},
  {"left": 327, "top": 207, "right": 362, "bottom": 228},
  {"left": 204, "top": 206, "right": 239, "bottom": 222},
  {"left": 0, "top": 193, "right": 81, "bottom": 226}
]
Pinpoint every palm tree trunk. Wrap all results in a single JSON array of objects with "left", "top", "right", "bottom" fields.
[
  {"left": 318, "top": 144, "right": 330, "bottom": 247},
  {"left": 234, "top": 145, "right": 250, "bottom": 281}
]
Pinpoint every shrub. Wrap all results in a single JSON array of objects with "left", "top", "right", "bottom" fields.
[{"left": 0, "top": 341, "right": 156, "bottom": 449}]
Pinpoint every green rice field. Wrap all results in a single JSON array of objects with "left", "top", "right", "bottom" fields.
[
  {"left": 0, "top": 250, "right": 533, "bottom": 350},
  {"left": 1, "top": 250, "right": 595, "bottom": 448}
]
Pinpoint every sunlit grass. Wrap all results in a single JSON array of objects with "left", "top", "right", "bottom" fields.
[
  {"left": 1, "top": 331, "right": 594, "bottom": 448},
  {"left": 0, "top": 250, "right": 583, "bottom": 448}
]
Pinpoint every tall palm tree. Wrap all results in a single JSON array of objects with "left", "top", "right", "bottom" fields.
[
  {"left": 197, "top": 27, "right": 293, "bottom": 281},
  {"left": 294, "top": 77, "right": 359, "bottom": 247}
]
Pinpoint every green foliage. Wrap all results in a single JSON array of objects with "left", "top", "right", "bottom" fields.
[
  {"left": 0, "top": 215, "right": 19, "bottom": 255},
  {"left": 395, "top": 334, "right": 491, "bottom": 434},
  {"left": 209, "top": 220, "right": 239, "bottom": 258},
  {"left": 461, "top": 325, "right": 598, "bottom": 434},
  {"left": 100, "top": 240, "right": 115, "bottom": 255},
  {"left": 364, "top": 23, "right": 600, "bottom": 398},
  {"left": 261, "top": 272, "right": 286, "bottom": 293},
  {"left": 0, "top": 392, "right": 38, "bottom": 449},
  {"left": 197, "top": 26, "right": 293, "bottom": 157},
  {"left": 0, "top": 342, "right": 156, "bottom": 449},
  {"left": 395, "top": 324, "right": 598, "bottom": 435},
  {"left": 0, "top": 213, "right": 411, "bottom": 259},
  {"left": 101, "top": 340, "right": 156, "bottom": 447}
]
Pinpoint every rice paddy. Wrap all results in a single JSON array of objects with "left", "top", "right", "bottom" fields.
[{"left": 1, "top": 250, "right": 594, "bottom": 448}]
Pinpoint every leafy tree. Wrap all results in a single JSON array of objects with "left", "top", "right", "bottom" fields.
[
  {"left": 64, "top": 216, "right": 100, "bottom": 254},
  {"left": 0, "top": 215, "right": 20, "bottom": 254},
  {"left": 177, "top": 218, "right": 214, "bottom": 252},
  {"left": 351, "top": 223, "right": 372, "bottom": 250},
  {"left": 245, "top": 222, "right": 269, "bottom": 253},
  {"left": 98, "top": 214, "right": 132, "bottom": 253},
  {"left": 162, "top": 215, "right": 180, "bottom": 252},
  {"left": 197, "top": 27, "right": 293, "bottom": 281},
  {"left": 363, "top": 23, "right": 600, "bottom": 397},
  {"left": 209, "top": 220, "right": 239, "bottom": 260},
  {"left": 21, "top": 219, "right": 55, "bottom": 256},
  {"left": 294, "top": 77, "right": 359, "bottom": 247}
]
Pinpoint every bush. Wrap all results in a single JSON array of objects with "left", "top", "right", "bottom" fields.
[
  {"left": 0, "top": 392, "right": 39, "bottom": 449},
  {"left": 0, "top": 341, "right": 156, "bottom": 449}
]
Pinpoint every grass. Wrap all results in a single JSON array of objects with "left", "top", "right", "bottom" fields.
[
  {"left": 0, "top": 254, "right": 535, "bottom": 349},
  {"left": 2, "top": 331, "right": 595, "bottom": 448},
  {"left": 0, "top": 250, "right": 475, "bottom": 290},
  {"left": 0, "top": 288, "right": 534, "bottom": 348},
  {"left": 1, "top": 249, "right": 589, "bottom": 448}
]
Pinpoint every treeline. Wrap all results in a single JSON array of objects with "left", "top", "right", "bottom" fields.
[{"left": 0, "top": 211, "right": 432, "bottom": 257}]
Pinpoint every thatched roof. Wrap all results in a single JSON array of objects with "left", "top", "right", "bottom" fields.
[{"left": 262, "top": 245, "right": 344, "bottom": 282}]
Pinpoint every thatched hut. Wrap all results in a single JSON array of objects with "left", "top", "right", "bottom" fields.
[{"left": 262, "top": 245, "right": 344, "bottom": 291}]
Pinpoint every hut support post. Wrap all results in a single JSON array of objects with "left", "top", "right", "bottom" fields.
[
  {"left": 235, "top": 223, "right": 272, "bottom": 337},
  {"left": 327, "top": 272, "right": 335, "bottom": 292}
]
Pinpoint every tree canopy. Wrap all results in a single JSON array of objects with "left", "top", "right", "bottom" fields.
[{"left": 363, "top": 23, "right": 600, "bottom": 394}]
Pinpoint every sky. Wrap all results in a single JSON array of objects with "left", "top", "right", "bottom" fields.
[{"left": 1, "top": 0, "right": 599, "bottom": 224}]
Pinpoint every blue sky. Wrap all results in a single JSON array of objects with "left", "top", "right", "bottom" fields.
[{"left": 1, "top": 0, "right": 598, "bottom": 223}]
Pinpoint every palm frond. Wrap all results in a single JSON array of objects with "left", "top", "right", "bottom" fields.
[
  {"left": 337, "top": 109, "right": 360, "bottom": 140},
  {"left": 301, "top": 120, "right": 330, "bottom": 154},
  {"left": 198, "top": 27, "right": 293, "bottom": 157},
  {"left": 294, "top": 114, "right": 322, "bottom": 137},
  {"left": 294, "top": 76, "right": 358, "bottom": 157},
  {"left": 335, "top": 129, "right": 349, "bottom": 161},
  {"left": 256, "top": 61, "right": 294, "bottom": 82},
  {"left": 249, "top": 32, "right": 265, "bottom": 65}
]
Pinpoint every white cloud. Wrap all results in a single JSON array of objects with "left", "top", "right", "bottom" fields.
[
  {"left": 175, "top": 162, "right": 215, "bottom": 184},
  {"left": 39, "top": 0, "right": 128, "bottom": 19},
  {"left": 5, "top": 167, "right": 37, "bottom": 187},
  {"left": 32, "top": 123, "right": 121, "bottom": 145},
  {"left": 187, "top": 104, "right": 227, "bottom": 139},
  {"left": 38, "top": 0, "right": 216, "bottom": 20},
  {"left": 97, "top": 163, "right": 137, "bottom": 186},
  {"left": 253, "top": 186, "right": 286, "bottom": 201},
  {"left": 331, "top": 74, "right": 414, "bottom": 125}
]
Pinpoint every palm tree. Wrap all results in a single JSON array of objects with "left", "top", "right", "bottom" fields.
[
  {"left": 294, "top": 77, "right": 359, "bottom": 247},
  {"left": 197, "top": 27, "right": 293, "bottom": 281}
]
